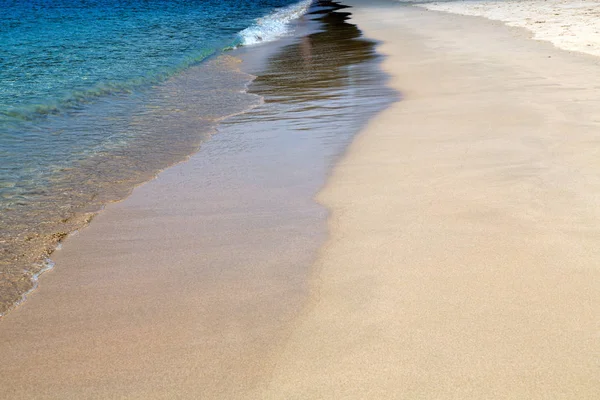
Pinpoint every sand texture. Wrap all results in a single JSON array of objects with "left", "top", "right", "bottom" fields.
[
  {"left": 420, "top": 0, "right": 600, "bottom": 57},
  {"left": 257, "top": 2, "right": 600, "bottom": 399},
  {"left": 1, "top": 1, "right": 600, "bottom": 399}
]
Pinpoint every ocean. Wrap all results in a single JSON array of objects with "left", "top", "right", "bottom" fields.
[{"left": 0, "top": 0, "right": 317, "bottom": 315}]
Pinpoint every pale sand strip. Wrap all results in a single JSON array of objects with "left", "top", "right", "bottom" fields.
[
  {"left": 421, "top": 0, "right": 600, "bottom": 58},
  {"left": 258, "top": 3, "right": 600, "bottom": 399}
]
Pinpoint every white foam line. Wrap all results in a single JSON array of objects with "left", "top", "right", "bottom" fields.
[
  {"left": 238, "top": 0, "right": 314, "bottom": 46},
  {"left": 0, "top": 257, "right": 55, "bottom": 318}
]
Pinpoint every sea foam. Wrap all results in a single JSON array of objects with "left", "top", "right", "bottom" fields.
[{"left": 238, "top": 0, "right": 313, "bottom": 46}]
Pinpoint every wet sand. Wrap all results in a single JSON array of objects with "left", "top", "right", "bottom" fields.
[
  {"left": 257, "top": 2, "right": 600, "bottom": 398},
  {"left": 0, "top": 3, "right": 392, "bottom": 398}
]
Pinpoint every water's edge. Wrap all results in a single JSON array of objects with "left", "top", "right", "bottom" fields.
[
  {"left": 0, "top": 1, "right": 317, "bottom": 318},
  {"left": 0, "top": 0, "right": 399, "bottom": 320}
]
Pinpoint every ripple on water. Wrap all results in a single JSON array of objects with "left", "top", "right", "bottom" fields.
[{"left": 0, "top": 55, "right": 263, "bottom": 316}]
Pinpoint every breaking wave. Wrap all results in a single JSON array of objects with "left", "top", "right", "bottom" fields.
[{"left": 238, "top": 0, "right": 313, "bottom": 46}]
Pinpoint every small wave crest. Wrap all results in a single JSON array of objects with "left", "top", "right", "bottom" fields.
[{"left": 238, "top": 0, "right": 313, "bottom": 46}]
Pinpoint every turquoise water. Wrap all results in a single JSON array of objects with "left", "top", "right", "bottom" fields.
[
  {"left": 0, "top": 0, "right": 310, "bottom": 120},
  {"left": 0, "top": 0, "right": 314, "bottom": 315}
]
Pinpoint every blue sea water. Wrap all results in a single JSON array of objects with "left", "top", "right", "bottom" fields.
[
  {"left": 0, "top": 0, "right": 314, "bottom": 314},
  {"left": 0, "top": 0, "right": 309, "bottom": 120}
]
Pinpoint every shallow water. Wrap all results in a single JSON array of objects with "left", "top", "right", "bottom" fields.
[
  {"left": 0, "top": 0, "right": 309, "bottom": 120},
  {"left": 0, "top": 0, "right": 314, "bottom": 315}
]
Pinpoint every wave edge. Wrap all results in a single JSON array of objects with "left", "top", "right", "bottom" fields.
[{"left": 238, "top": 0, "right": 314, "bottom": 46}]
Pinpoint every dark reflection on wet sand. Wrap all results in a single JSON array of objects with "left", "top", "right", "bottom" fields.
[{"left": 243, "top": 0, "right": 394, "bottom": 121}]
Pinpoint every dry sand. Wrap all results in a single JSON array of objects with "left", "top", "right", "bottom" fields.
[
  {"left": 420, "top": 0, "right": 600, "bottom": 57},
  {"left": 256, "top": 2, "right": 600, "bottom": 399}
]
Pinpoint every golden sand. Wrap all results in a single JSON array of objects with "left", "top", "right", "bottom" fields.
[{"left": 257, "top": 2, "right": 600, "bottom": 398}]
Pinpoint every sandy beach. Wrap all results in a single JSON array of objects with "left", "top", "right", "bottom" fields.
[
  {"left": 421, "top": 0, "right": 600, "bottom": 58},
  {"left": 0, "top": 4, "right": 392, "bottom": 398},
  {"left": 257, "top": 1, "right": 600, "bottom": 398},
  {"left": 1, "top": 0, "right": 599, "bottom": 398}
]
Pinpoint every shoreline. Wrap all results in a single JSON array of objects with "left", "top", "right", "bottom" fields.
[
  {"left": 2, "top": 1, "right": 598, "bottom": 398},
  {"left": 0, "top": 54, "right": 259, "bottom": 318},
  {"left": 0, "top": 0, "right": 314, "bottom": 318},
  {"left": 0, "top": 3, "right": 394, "bottom": 398}
]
